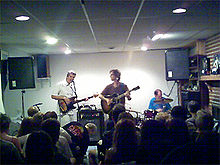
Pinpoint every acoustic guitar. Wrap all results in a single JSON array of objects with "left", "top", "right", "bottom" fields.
[
  {"left": 101, "top": 86, "right": 140, "bottom": 114},
  {"left": 59, "top": 94, "right": 98, "bottom": 114}
]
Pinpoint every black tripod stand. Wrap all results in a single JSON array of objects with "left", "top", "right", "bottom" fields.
[{"left": 21, "top": 90, "right": 25, "bottom": 118}]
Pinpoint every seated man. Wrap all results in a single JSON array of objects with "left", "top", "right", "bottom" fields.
[
  {"left": 62, "top": 121, "right": 97, "bottom": 164},
  {"left": 148, "top": 89, "right": 171, "bottom": 112}
]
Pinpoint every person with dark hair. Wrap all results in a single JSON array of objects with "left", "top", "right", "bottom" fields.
[
  {"left": 0, "top": 113, "right": 23, "bottom": 153},
  {"left": 99, "top": 69, "right": 131, "bottom": 115},
  {"left": 98, "top": 103, "right": 126, "bottom": 163},
  {"left": 43, "top": 111, "right": 72, "bottom": 144},
  {"left": 17, "top": 117, "right": 34, "bottom": 137},
  {"left": 104, "top": 119, "right": 138, "bottom": 164},
  {"left": 1, "top": 139, "right": 24, "bottom": 164},
  {"left": 148, "top": 89, "right": 171, "bottom": 112},
  {"left": 136, "top": 120, "right": 172, "bottom": 164},
  {"left": 62, "top": 121, "right": 95, "bottom": 164},
  {"left": 185, "top": 100, "right": 200, "bottom": 137},
  {"left": 41, "top": 118, "right": 71, "bottom": 164},
  {"left": 25, "top": 130, "right": 55, "bottom": 164},
  {"left": 171, "top": 106, "right": 188, "bottom": 121}
]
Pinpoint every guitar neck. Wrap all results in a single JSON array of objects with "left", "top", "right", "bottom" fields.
[
  {"left": 116, "top": 88, "right": 136, "bottom": 100},
  {"left": 74, "top": 96, "right": 93, "bottom": 103}
]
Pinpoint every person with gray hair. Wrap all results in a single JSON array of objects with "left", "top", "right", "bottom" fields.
[{"left": 51, "top": 70, "right": 78, "bottom": 124}]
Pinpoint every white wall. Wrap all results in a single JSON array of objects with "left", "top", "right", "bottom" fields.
[{"left": 3, "top": 51, "right": 178, "bottom": 123}]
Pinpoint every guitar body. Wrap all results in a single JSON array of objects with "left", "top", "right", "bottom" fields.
[
  {"left": 58, "top": 100, "right": 75, "bottom": 114},
  {"left": 101, "top": 86, "right": 140, "bottom": 114},
  {"left": 58, "top": 94, "right": 98, "bottom": 114},
  {"left": 101, "top": 100, "right": 114, "bottom": 114}
]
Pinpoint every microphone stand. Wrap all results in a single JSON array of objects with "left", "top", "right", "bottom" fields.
[
  {"left": 164, "top": 81, "right": 176, "bottom": 97},
  {"left": 72, "top": 81, "right": 80, "bottom": 121}
]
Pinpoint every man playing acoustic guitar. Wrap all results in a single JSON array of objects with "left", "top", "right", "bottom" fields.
[{"left": 99, "top": 69, "right": 131, "bottom": 116}]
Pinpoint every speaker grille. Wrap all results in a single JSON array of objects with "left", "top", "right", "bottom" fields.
[{"left": 78, "top": 110, "right": 104, "bottom": 143}]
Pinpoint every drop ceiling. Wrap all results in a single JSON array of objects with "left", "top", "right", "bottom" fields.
[{"left": 1, "top": 0, "right": 219, "bottom": 56}]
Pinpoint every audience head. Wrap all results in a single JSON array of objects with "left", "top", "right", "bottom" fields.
[
  {"left": 118, "top": 111, "right": 135, "bottom": 124},
  {"left": 187, "top": 100, "right": 200, "bottom": 114},
  {"left": 41, "top": 118, "right": 60, "bottom": 144},
  {"left": 141, "top": 119, "right": 167, "bottom": 141},
  {"left": 155, "top": 112, "right": 171, "bottom": 125},
  {"left": 0, "top": 113, "right": 11, "bottom": 133},
  {"left": 27, "top": 106, "right": 39, "bottom": 117},
  {"left": 43, "top": 111, "right": 58, "bottom": 120},
  {"left": 111, "top": 103, "right": 126, "bottom": 123},
  {"left": 17, "top": 117, "right": 34, "bottom": 137},
  {"left": 85, "top": 123, "right": 97, "bottom": 135},
  {"left": 25, "top": 130, "right": 54, "bottom": 164},
  {"left": 171, "top": 106, "right": 188, "bottom": 121},
  {"left": 166, "top": 118, "right": 189, "bottom": 145},
  {"left": 32, "top": 112, "right": 44, "bottom": 130},
  {"left": 195, "top": 110, "right": 214, "bottom": 132},
  {"left": 113, "top": 119, "right": 137, "bottom": 151}
]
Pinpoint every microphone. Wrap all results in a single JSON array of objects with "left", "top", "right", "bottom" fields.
[{"left": 33, "top": 103, "right": 43, "bottom": 106}]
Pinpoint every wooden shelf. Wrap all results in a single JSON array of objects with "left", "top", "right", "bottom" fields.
[
  {"left": 181, "top": 89, "right": 200, "bottom": 92},
  {"left": 200, "top": 75, "right": 220, "bottom": 81},
  {"left": 189, "top": 78, "right": 198, "bottom": 81}
]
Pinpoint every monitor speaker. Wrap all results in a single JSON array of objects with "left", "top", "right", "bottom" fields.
[
  {"left": 36, "top": 55, "right": 50, "bottom": 78},
  {"left": 8, "top": 57, "right": 35, "bottom": 90},
  {"left": 165, "top": 49, "right": 189, "bottom": 81},
  {"left": 78, "top": 109, "right": 104, "bottom": 144}
]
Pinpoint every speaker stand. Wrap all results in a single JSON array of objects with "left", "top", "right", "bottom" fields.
[{"left": 21, "top": 90, "right": 25, "bottom": 118}]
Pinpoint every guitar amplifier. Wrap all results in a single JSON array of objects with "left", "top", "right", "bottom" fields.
[{"left": 77, "top": 109, "right": 104, "bottom": 144}]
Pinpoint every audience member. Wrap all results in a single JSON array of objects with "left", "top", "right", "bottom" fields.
[
  {"left": 0, "top": 113, "right": 23, "bottom": 153},
  {"left": 98, "top": 103, "right": 125, "bottom": 162},
  {"left": 41, "top": 118, "right": 70, "bottom": 164},
  {"left": 17, "top": 117, "right": 34, "bottom": 137},
  {"left": 104, "top": 119, "right": 138, "bottom": 164},
  {"left": 192, "top": 110, "right": 219, "bottom": 164},
  {"left": 155, "top": 112, "right": 171, "bottom": 125},
  {"left": 136, "top": 120, "right": 172, "bottom": 164},
  {"left": 185, "top": 100, "right": 200, "bottom": 137},
  {"left": 25, "top": 130, "right": 55, "bottom": 164},
  {"left": 171, "top": 106, "right": 188, "bottom": 121},
  {"left": 27, "top": 106, "right": 39, "bottom": 117},
  {"left": 62, "top": 121, "right": 91, "bottom": 164},
  {"left": 43, "top": 111, "right": 72, "bottom": 144},
  {"left": 0, "top": 139, "right": 24, "bottom": 164}
]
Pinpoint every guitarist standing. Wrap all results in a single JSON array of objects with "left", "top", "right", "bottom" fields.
[
  {"left": 51, "top": 70, "right": 78, "bottom": 125},
  {"left": 99, "top": 69, "right": 131, "bottom": 115}
]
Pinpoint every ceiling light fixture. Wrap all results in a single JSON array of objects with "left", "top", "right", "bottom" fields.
[
  {"left": 152, "top": 34, "right": 164, "bottom": 41},
  {"left": 141, "top": 46, "right": 148, "bottom": 51},
  {"left": 46, "top": 37, "right": 58, "bottom": 45},
  {"left": 172, "top": 8, "right": 187, "bottom": 14},
  {"left": 64, "top": 48, "right": 71, "bottom": 54},
  {"left": 15, "top": 15, "right": 30, "bottom": 21}
]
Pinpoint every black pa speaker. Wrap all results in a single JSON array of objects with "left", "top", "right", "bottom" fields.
[
  {"left": 78, "top": 109, "right": 104, "bottom": 144},
  {"left": 36, "top": 55, "right": 50, "bottom": 78},
  {"left": 8, "top": 57, "right": 35, "bottom": 90},
  {"left": 165, "top": 49, "right": 189, "bottom": 81}
]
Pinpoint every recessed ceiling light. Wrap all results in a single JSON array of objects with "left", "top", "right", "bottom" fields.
[
  {"left": 46, "top": 37, "right": 58, "bottom": 45},
  {"left": 15, "top": 15, "right": 30, "bottom": 21},
  {"left": 152, "top": 34, "right": 164, "bottom": 41},
  {"left": 141, "top": 46, "right": 148, "bottom": 51},
  {"left": 172, "top": 8, "right": 187, "bottom": 14},
  {"left": 64, "top": 48, "right": 71, "bottom": 54}
]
